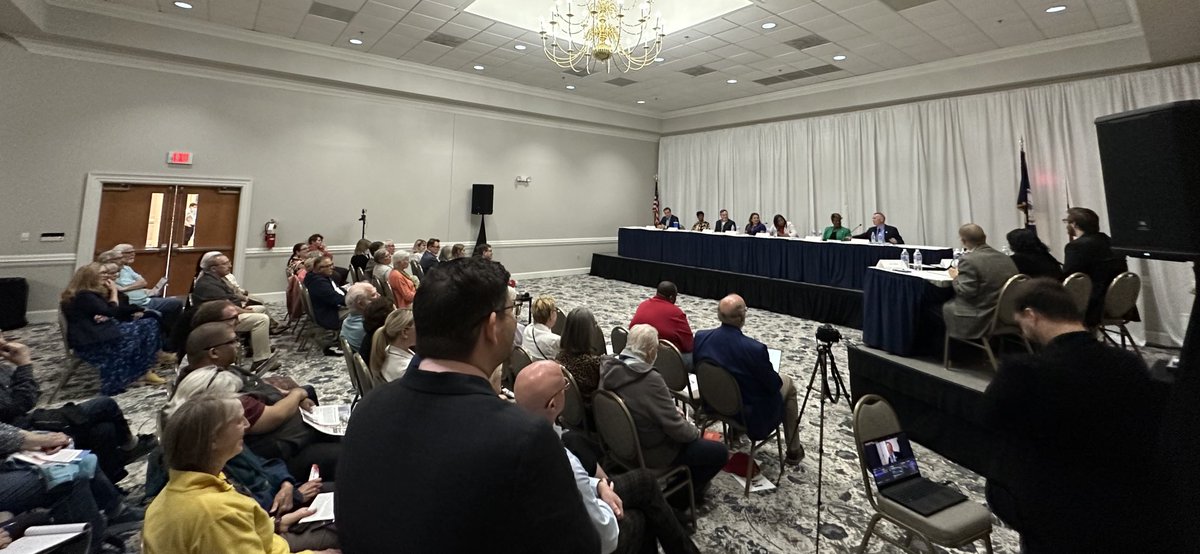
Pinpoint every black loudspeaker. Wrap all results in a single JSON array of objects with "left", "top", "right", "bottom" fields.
[
  {"left": 471, "top": 184, "right": 494, "bottom": 215},
  {"left": 1095, "top": 100, "right": 1200, "bottom": 262}
]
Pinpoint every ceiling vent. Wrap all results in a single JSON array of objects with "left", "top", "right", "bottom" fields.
[
  {"left": 308, "top": 2, "right": 356, "bottom": 23},
  {"left": 879, "top": 0, "right": 938, "bottom": 11},
  {"left": 425, "top": 32, "right": 467, "bottom": 48},
  {"left": 784, "top": 35, "right": 830, "bottom": 51},
  {"left": 804, "top": 64, "right": 841, "bottom": 76},
  {"left": 606, "top": 77, "right": 637, "bottom": 86},
  {"left": 680, "top": 65, "right": 716, "bottom": 76}
]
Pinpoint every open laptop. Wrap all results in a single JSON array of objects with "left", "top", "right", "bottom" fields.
[{"left": 862, "top": 432, "right": 967, "bottom": 516}]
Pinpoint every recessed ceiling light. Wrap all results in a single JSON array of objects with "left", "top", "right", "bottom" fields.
[
  {"left": 726, "top": 79, "right": 738, "bottom": 84},
  {"left": 1045, "top": 5, "right": 1066, "bottom": 13},
  {"left": 565, "top": 85, "right": 576, "bottom": 90},
  {"left": 349, "top": 38, "right": 363, "bottom": 45},
  {"left": 514, "top": 44, "right": 527, "bottom": 50},
  {"left": 173, "top": 1, "right": 192, "bottom": 8},
  {"left": 654, "top": 57, "right": 665, "bottom": 62},
  {"left": 761, "top": 22, "right": 777, "bottom": 30},
  {"left": 636, "top": 100, "right": 646, "bottom": 104},
  {"left": 833, "top": 54, "right": 847, "bottom": 61},
  {"left": 473, "top": 65, "right": 485, "bottom": 70}
]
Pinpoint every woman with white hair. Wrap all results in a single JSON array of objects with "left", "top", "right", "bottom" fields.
[
  {"left": 598, "top": 324, "right": 728, "bottom": 499},
  {"left": 340, "top": 283, "right": 379, "bottom": 354}
]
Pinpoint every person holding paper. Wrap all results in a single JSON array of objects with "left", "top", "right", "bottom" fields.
[
  {"left": 145, "top": 393, "right": 339, "bottom": 554},
  {"left": 692, "top": 294, "right": 803, "bottom": 466}
]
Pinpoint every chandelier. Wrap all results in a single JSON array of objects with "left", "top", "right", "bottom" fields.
[{"left": 539, "top": 0, "right": 666, "bottom": 74}]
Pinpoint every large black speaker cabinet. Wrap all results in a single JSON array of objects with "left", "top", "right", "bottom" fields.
[
  {"left": 1095, "top": 100, "right": 1200, "bottom": 261},
  {"left": 471, "top": 184, "right": 494, "bottom": 215}
]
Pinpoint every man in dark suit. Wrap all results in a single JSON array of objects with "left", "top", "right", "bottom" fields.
[
  {"left": 853, "top": 212, "right": 904, "bottom": 244},
  {"left": 420, "top": 237, "right": 441, "bottom": 274},
  {"left": 943, "top": 224, "right": 1019, "bottom": 339},
  {"left": 714, "top": 209, "right": 737, "bottom": 232},
  {"left": 984, "top": 278, "right": 1168, "bottom": 553},
  {"left": 693, "top": 294, "right": 803, "bottom": 465},
  {"left": 1062, "top": 207, "right": 1128, "bottom": 326},
  {"left": 657, "top": 207, "right": 680, "bottom": 229},
  {"left": 337, "top": 257, "right": 599, "bottom": 554},
  {"left": 302, "top": 257, "right": 346, "bottom": 333}
]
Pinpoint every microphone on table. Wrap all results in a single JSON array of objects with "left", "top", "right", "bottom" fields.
[{"left": 851, "top": 223, "right": 864, "bottom": 232}]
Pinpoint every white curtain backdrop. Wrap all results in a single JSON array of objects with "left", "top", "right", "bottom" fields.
[{"left": 659, "top": 62, "right": 1200, "bottom": 347}]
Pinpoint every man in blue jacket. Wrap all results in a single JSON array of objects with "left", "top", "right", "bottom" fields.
[{"left": 693, "top": 294, "right": 803, "bottom": 465}]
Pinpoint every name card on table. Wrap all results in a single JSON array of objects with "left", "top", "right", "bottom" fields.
[{"left": 876, "top": 259, "right": 908, "bottom": 271}]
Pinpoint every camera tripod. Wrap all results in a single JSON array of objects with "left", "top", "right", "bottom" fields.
[{"left": 797, "top": 336, "right": 849, "bottom": 552}]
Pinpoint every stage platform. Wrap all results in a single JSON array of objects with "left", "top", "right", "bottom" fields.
[
  {"left": 848, "top": 344, "right": 1000, "bottom": 479},
  {"left": 590, "top": 253, "right": 863, "bottom": 328}
]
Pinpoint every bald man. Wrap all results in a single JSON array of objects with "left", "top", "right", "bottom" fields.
[
  {"left": 515, "top": 361, "right": 699, "bottom": 554},
  {"left": 943, "top": 223, "right": 1019, "bottom": 339},
  {"left": 693, "top": 294, "right": 803, "bottom": 465}
]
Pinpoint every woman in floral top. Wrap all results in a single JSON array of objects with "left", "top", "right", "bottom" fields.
[{"left": 690, "top": 211, "right": 710, "bottom": 231}]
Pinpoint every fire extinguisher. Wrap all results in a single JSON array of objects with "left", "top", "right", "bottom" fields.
[{"left": 264, "top": 219, "right": 277, "bottom": 249}]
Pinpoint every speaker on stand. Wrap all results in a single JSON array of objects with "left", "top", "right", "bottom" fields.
[{"left": 472, "top": 184, "right": 494, "bottom": 249}]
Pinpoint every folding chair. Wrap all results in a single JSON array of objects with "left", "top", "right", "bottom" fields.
[
  {"left": 558, "top": 367, "right": 590, "bottom": 435},
  {"left": 655, "top": 340, "right": 700, "bottom": 420},
  {"left": 944, "top": 274, "right": 1032, "bottom": 370},
  {"left": 1062, "top": 272, "right": 1093, "bottom": 317},
  {"left": 610, "top": 326, "right": 628, "bottom": 355},
  {"left": 47, "top": 311, "right": 93, "bottom": 405},
  {"left": 695, "top": 361, "right": 784, "bottom": 496}
]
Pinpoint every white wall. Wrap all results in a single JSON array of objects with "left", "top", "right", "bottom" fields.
[{"left": 0, "top": 38, "right": 658, "bottom": 314}]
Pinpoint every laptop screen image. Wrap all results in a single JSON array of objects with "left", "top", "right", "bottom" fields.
[{"left": 862, "top": 432, "right": 921, "bottom": 487}]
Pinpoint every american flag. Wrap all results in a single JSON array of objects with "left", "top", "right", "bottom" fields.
[{"left": 652, "top": 177, "right": 660, "bottom": 222}]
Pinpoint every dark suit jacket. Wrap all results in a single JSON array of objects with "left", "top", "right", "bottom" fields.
[
  {"left": 192, "top": 271, "right": 244, "bottom": 305},
  {"left": 1063, "top": 232, "right": 1127, "bottom": 325},
  {"left": 419, "top": 250, "right": 438, "bottom": 274},
  {"left": 714, "top": 219, "right": 736, "bottom": 232},
  {"left": 337, "top": 368, "right": 600, "bottom": 554},
  {"left": 303, "top": 272, "right": 345, "bottom": 330},
  {"left": 659, "top": 215, "right": 680, "bottom": 228},
  {"left": 854, "top": 224, "right": 904, "bottom": 244},
  {"left": 692, "top": 324, "right": 783, "bottom": 440}
]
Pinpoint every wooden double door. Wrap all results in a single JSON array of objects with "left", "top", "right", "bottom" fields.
[{"left": 94, "top": 184, "right": 240, "bottom": 297}]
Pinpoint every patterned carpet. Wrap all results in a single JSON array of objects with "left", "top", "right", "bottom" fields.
[{"left": 14, "top": 274, "right": 1160, "bottom": 553}]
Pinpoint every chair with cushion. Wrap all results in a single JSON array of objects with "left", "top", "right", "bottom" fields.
[
  {"left": 655, "top": 340, "right": 700, "bottom": 420},
  {"left": 1061, "top": 272, "right": 1092, "bottom": 317},
  {"left": 501, "top": 346, "right": 534, "bottom": 391},
  {"left": 338, "top": 336, "right": 365, "bottom": 403},
  {"left": 297, "top": 283, "right": 336, "bottom": 352},
  {"left": 1100, "top": 272, "right": 1143, "bottom": 359},
  {"left": 588, "top": 323, "right": 607, "bottom": 355},
  {"left": 944, "top": 273, "right": 1032, "bottom": 370},
  {"left": 592, "top": 389, "right": 694, "bottom": 528},
  {"left": 695, "top": 361, "right": 783, "bottom": 497},
  {"left": 551, "top": 307, "right": 567, "bottom": 335},
  {"left": 557, "top": 367, "right": 590, "bottom": 436},
  {"left": 352, "top": 351, "right": 376, "bottom": 397},
  {"left": 48, "top": 311, "right": 94, "bottom": 405},
  {"left": 610, "top": 326, "right": 628, "bottom": 354},
  {"left": 852, "top": 394, "right": 993, "bottom": 554},
  {"left": 375, "top": 276, "right": 395, "bottom": 307}
]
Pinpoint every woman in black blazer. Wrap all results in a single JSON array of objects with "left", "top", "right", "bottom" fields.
[
  {"left": 1006, "top": 228, "right": 1064, "bottom": 280},
  {"left": 61, "top": 263, "right": 163, "bottom": 395}
]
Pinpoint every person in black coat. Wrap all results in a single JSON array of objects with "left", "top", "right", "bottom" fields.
[
  {"left": 713, "top": 209, "right": 737, "bottom": 232},
  {"left": 303, "top": 258, "right": 347, "bottom": 331},
  {"left": 1006, "top": 228, "right": 1063, "bottom": 280},
  {"left": 853, "top": 212, "right": 904, "bottom": 244},
  {"left": 657, "top": 207, "right": 680, "bottom": 229},
  {"left": 337, "top": 257, "right": 599, "bottom": 554},
  {"left": 1062, "top": 207, "right": 1129, "bottom": 325}
]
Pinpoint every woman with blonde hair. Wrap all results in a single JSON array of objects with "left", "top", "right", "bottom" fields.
[
  {"left": 369, "top": 308, "right": 416, "bottom": 383},
  {"left": 521, "top": 296, "right": 560, "bottom": 361},
  {"left": 61, "top": 263, "right": 163, "bottom": 393}
]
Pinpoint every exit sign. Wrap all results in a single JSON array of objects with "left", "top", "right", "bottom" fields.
[{"left": 167, "top": 151, "right": 193, "bottom": 165}]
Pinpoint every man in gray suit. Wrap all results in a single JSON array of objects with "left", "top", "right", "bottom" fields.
[{"left": 943, "top": 224, "right": 1019, "bottom": 338}]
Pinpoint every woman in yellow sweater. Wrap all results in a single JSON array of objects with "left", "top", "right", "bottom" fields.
[{"left": 143, "top": 393, "right": 339, "bottom": 554}]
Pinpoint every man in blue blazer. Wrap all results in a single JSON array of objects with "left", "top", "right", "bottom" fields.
[
  {"left": 657, "top": 207, "right": 680, "bottom": 229},
  {"left": 693, "top": 294, "right": 803, "bottom": 465}
]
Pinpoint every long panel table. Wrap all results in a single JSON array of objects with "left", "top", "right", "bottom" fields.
[{"left": 617, "top": 227, "right": 952, "bottom": 291}]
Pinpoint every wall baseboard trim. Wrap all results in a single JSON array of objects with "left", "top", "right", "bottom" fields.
[
  {"left": 0, "top": 253, "right": 78, "bottom": 268},
  {"left": 245, "top": 237, "right": 617, "bottom": 258}
]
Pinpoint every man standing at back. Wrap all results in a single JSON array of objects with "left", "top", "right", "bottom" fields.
[
  {"left": 692, "top": 294, "right": 803, "bottom": 465},
  {"left": 942, "top": 224, "right": 1018, "bottom": 340},
  {"left": 630, "top": 282, "right": 694, "bottom": 369},
  {"left": 337, "top": 257, "right": 600, "bottom": 553}
]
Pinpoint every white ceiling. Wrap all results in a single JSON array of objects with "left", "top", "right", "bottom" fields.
[{"left": 97, "top": 0, "right": 1135, "bottom": 112}]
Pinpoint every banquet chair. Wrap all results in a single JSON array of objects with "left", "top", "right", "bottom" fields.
[
  {"left": 944, "top": 274, "right": 1031, "bottom": 370},
  {"left": 610, "top": 326, "right": 629, "bottom": 354},
  {"left": 1061, "top": 273, "right": 1092, "bottom": 317},
  {"left": 1100, "top": 272, "right": 1143, "bottom": 359},
  {"left": 655, "top": 340, "right": 700, "bottom": 419},
  {"left": 694, "top": 361, "right": 783, "bottom": 497}
]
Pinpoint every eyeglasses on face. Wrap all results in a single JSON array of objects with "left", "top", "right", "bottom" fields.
[{"left": 205, "top": 338, "right": 240, "bottom": 351}]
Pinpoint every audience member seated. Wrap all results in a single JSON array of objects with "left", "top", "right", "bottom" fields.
[
  {"left": 943, "top": 224, "right": 1019, "bottom": 339},
  {"left": 286, "top": 243, "right": 307, "bottom": 278},
  {"left": 853, "top": 212, "right": 904, "bottom": 244},
  {"left": 984, "top": 279, "right": 1168, "bottom": 552},
  {"left": 691, "top": 211, "right": 709, "bottom": 231},
  {"left": 144, "top": 393, "right": 339, "bottom": 554},
  {"left": 339, "top": 283, "right": 378, "bottom": 354},
  {"left": 744, "top": 212, "right": 767, "bottom": 235},
  {"left": 522, "top": 296, "right": 561, "bottom": 361},
  {"left": 0, "top": 338, "right": 156, "bottom": 484},
  {"left": 821, "top": 212, "right": 852, "bottom": 241},
  {"left": 369, "top": 308, "right": 415, "bottom": 384},
  {"left": 419, "top": 238, "right": 440, "bottom": 274},
  {"left": 556, "top": 307, "right": 603, "bottom": 397},
  {"left": 61, "top": 263, "right": 164, "bottom": 393},
  {"left": 693, "top": 294, "right": 803, "bottom": 465},
  {"left": 356, "top": 296, "right": 394, "bottom": 365},
  {"left": 437, "top": 245, "right": 455, "bottom": 263},
  {"left": 375, "top": 250, "right": 416, "bottom": 308},
  {"left": 714, "top": 209, "right": 736, "bottom": 233},
  {"left": 769, "top": 214, "right": 797, "bottom": 237},
  {"left": 363, "top": 241, "right": 385, "bottom": 277},
  {"left": 338, "top": 257, "right": 599, "bottom": 552},
  {"left": 170, "top": 299, "right": 246, "bottom": 368},
  {"left": 630, "top": 281, "right": 695, "bottom": 369},
  {"left": 111, "top": 243, "right": 183, "bottom": 332},
  {"left": 171, "top": 323, "right": 341, "bottom": 481},
  {"left": 599, "top": 324, "right": 729, "bottom": 501},
  {"left": 409, "top": 239, "right": 426, "bottom": 262},
  {"left": 1063, "top": 207, "right": 1130, "bottom": 326},
  {"left": 516, "top": 361, "right": 701, "bottom": 554},
  {"left": 193, "top": 253, "right": 275, "bottom": 371},
  {"left": 472, "top": 243, "right": 493, "bottom": 259},
  {"left": 657, "top": 207, "right": 680, "bottom": 229},
  {"left": 304, "top": 257, "right": 347, "bottom": 337},
  {"left": 0, "top": 423, "right": 140, "bottom": 553},
  {"left": 1006, "top": 228, "right": 1063, "bottom": 280},
  {"left": 451, "top": 243, "right": 466, "bottom": 259},
  {"left": 349, "top": 239, "right": 372, "bottom": 276}
]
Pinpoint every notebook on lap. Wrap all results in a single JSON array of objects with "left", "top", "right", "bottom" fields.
[{"left": 862, "top": 432, "right": 967, "bottom": 516}]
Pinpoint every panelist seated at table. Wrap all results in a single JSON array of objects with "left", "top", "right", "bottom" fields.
[
  {"left": 714, "top": 209, "right": 737, "bottom": 233},
  {"left": 744, "top": 213, "right": 768, "bottom": 235},
  {"left": 768, "top": 214, "right": 798, "bottom": 238},
  {"left": 853, "top": 212, "right": 905, "bottom": 244},
  {"left": 943, "top": 224, "right": 1019, "bottom": 339},
  {"left": 691, "top": 211, "right": 710, "bottom": 231},
  {"left": 821, "top": 213, "right": 853, "bottom": 241},
  {"left": 657, "top": 208, "right": 681, "bottom": 229}
]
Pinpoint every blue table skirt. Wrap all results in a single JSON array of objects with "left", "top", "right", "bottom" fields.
[
  {"left": 616, "top": 228, "right": 951, "bottom": 291},
  {"left": 861, "top": 269, "right": 954, "bottom": 356}
]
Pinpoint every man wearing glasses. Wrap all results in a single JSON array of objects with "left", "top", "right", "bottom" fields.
[
  {"left": 304, "top": 257, "right": 349, "bottom": 356},
  {"left": 192, "top": 254, "right": 274, "bottom": 371},
  {"left": 338, "top": 257, "right": 599, "bottom": 552}
]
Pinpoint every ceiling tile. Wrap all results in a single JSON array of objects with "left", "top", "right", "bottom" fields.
[
  {"left": 295, "top": 13, "right": 348, "bottom": 43},
  {"left": 400, "top": 11, "right": 442, "bottom": 29},
  {"left": 409, "top": 0, "right": 457, "bottom": 20},
  {"left": 714, "top": 26, "right": 758, "bottom": 43}
]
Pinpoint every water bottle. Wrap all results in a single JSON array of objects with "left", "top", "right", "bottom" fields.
[
  {"left": 900, "top": 249, "right": 910, "bottom": 269},
  {"left": 913, "top": 249, "right": 923, "bottom": 270},
  {"left": 953, "top": 248, "right": 963, "bottom": 267}
]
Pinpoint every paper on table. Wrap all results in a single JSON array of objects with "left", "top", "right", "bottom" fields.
[
  {"left": 300, "top": 492, "right": 335, "bottom": 523},
  {"left": 768, "top": 348, "right": 782, "bottom": 373},
  {"left": 300, "top": 405, "right": 350, "bottom": 436}
]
